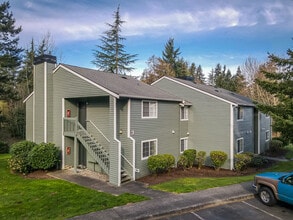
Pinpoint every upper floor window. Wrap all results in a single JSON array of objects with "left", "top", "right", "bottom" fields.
[
  {"left": 141, "top": 139, "right": 157, "bottom": 159},
  {"left": 237, "top": 107, "right": 244, "bottom": 120},
  {"left": 180, "top": 137, "right": 188, "bottom": 153},
  {"left": 180, "top": 106, "right": 188, "bottom": 121},
  {"left": 236, "top": 138, "right": 244, "bottom": 153},
  {"left": 142, "top": 101, "right": 157, "bottom": 118}
]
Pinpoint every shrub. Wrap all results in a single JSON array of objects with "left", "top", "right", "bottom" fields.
[
  {"left": 182, "top": 149, "right": 197, "bottom": 168},
  {"left": 234, "top": 153, "right": 252, "bottom": 171},
  {"left": 147, "top": 154, "right": 175, "bottom": 174},
  {"left": 268, "top": 139, "right": 283, "bottom": 154},
  {"left": 28, "top": 143, "right": 60, "bottom": 170},
  {"left": 177, "top": 155, "right": 189, "bottom": 170},
  {"left": 196, "top": 151, "right": 206, "bottom": 169},
  {"left": 9, "top": 140, "right": 37, "bottom": 173},
  {"left": 284, "top": 144, "right": 293, "bottom": 160},
  {"left": 250, "top": 155, "right": 269, "bottom": 169},
  {"left": 0, "top": 141, "right": 9, "bottom": 154},
  {"left": 210, "top": 151, "right": 228, "bottom": 170}
]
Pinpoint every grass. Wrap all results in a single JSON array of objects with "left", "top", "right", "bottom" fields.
[
  {"left": 0, "top": 154, "right": 147, "bottom": 220},
  {"left": 150, "top": 160, "right": 293, "bottom": 194}
]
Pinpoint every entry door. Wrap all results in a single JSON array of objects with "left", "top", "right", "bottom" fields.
[{"left": 78, "top": 102, "right": 87, "bottom": 167}]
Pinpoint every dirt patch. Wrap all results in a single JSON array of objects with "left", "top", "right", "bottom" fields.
[
  {"left": 23, "top": 170, "right": 54, "bottom": 179},
  {"left": 137, "top": 164, "right": 274, "bottom": 185}
]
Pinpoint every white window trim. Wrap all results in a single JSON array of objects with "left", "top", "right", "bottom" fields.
[
  {"left": 236, "top": 138, "right": 244, "bottom": 153},
  {"left": 180, "top": 137, "right": 188, "bottom": 153},
  {"left": 141, "top": 100, "right": 158, "bottom": 119},
  {"left": 265, "top": 130, "right": 270, "bottom": 141},
  {"left": 141, "top": 139, "right": 157, "bottom": 160},
  {"left": 237, "top": 107, "right": 244, "bottom": 121},
  {"left": 180, "top": 106, "right": 189, "bottom": 121}
]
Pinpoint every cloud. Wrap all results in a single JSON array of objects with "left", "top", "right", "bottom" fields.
[{"left": 12, "top": 0, "right": 293, "bottom": 47}]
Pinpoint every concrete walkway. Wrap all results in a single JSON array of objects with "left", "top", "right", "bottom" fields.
[{"left": 49, "top": 169, "right": 255, "bottom": 219}]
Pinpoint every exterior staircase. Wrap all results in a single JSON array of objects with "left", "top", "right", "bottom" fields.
[{"left": 75, "top": 121, "right": 131, "bottom": 184}]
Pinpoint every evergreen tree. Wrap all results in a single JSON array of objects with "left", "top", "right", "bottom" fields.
[
  {"left": 17, "top": 39, "right": 35, "bottom": 96},
  {"left": 231, "top": 66, "right": 246, "bottom": 93},
  {"left": 162, "top": 38, "right": 181, "bottom": 76},
  {"left": 195, "top": 65, "right": 205, "bottom": 84},
  {"left": 256, "top": 49, "right": 293, "bottom": 143},
  {"left": 92, "top": 6, "right": 137, "bottom": 74},
  {"left": 0, "top": 1, "right": 22, "bottom": 100}
]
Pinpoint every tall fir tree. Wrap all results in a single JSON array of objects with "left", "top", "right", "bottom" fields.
[
  {"left": 162, "top": 38, "right": 182, "bottom": 77},
  {"left": 92, "top": 6, "right": 137, "bottom": 74},
  {"left": 195, "top": 65, "right": 205, "bottom": 84},
  {"left": 0, "top": 1, "right": 22, "bottom": 100},
  {"left": 256, "top": 49, "right": 293, "bottom": 143}
]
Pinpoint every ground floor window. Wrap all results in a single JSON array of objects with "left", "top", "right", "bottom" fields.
[
  {"left": 180, "top": 137, "right": 188, "bottom": 153},
  {"left": 141, "top": 139, "right": 157, "bottom": 159},
  {"left": 265, "top": 130, "right": 270, "bottom": 141},
  {"left": 236, "top": 138, "right": 244, "bottom": 153}
]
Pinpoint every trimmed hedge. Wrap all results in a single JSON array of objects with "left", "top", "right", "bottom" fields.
[
  {"left": 9, "top": 141, "right": 37, "bottom": 173},
  {"left": 210, "top": 150, "right": 228, "bottom": 170},
  {"left": 9, "top": 141, "right": 60, "bottom": 174},
  {"left": 177, "top": 155, "right": 189, "bottom": 170},
  {"left": 182, "top": 149, "right": 197, "bottom": 168},
  {"left": 28, "top": 142, "right": 60, "bottom": 170},
  {"left": 147, "top": 154, "right": 175, "bottom": 174},
  {"left": 196, "top": 151, "right": 206, "bottom": 169},
  {"left": 234, "top": 153, "right": 252, "bottom": 171}
]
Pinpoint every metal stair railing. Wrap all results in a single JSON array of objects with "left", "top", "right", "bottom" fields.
[{"left": 76, "top": 122, "right": 110, "bottom": 174}]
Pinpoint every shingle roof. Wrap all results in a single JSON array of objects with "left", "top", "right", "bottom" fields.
[
  {"left": 57, "top": 64, "right": 183, "bottom": 102},
  {"left": 163, "top": 77, "right": 255, "bottom": 107}
]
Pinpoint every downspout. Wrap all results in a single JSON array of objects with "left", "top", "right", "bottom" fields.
[
  {"left": 61, "top": 98, "right": 65, "bottom": 169},
  {"left": 230, "top": 104, "right": 235, "bottom": 170},
  {"left": 113, "top": 97, "right": 121, "bottom": 186},
  {"left": 44, "top": 62, "right": 47, "bottom": 143},
  {"left": 127, "top": 99, "right": 136, "bottom": 180},
  {"left": 257, "top": 111, "right": 261, "bottom": 154},
  {"left": 32, "top": 65, "right": 35, "bottom": 142}
]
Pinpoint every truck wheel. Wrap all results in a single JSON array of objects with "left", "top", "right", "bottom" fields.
[{"left": 259, "top": 186, "right": 276, "bottom": 206}]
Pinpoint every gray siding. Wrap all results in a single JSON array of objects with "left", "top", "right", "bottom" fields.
[
  {"left": 25, "top": 94, "right": 34, "bottom": 141},
  {"left": 117, "top": 99, "right": 134, "bottom": 179},
  {"left": 109, "top": 96, "right": 120, "bottom": 186},
  {"left": 154, "top": 79, "right": 231, "bottom": 169},
  {"left": 259, "top": 112, "right": 271, "bottom": 152},
  {"left": 234, "top": 106, "right": 255, "bottom": 153},
  {"left": 86, "top": 97, "right": 110, "bottom": 151},
  {"left": 52, "top": 67, "right": 110, "bottom": 147},
  {"left": 130, "top": 99, "right": 182, "bottom": 179},
  {"left": 33, "top": 62, "right": 55, "bottom": 144}
]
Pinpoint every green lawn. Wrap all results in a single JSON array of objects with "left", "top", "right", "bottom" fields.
[
  {"left": 0, "top": 154, "right": 147, "bottom": 219},
  {"left": 150, "top": 160, "right": 293, "bottom": 193}
]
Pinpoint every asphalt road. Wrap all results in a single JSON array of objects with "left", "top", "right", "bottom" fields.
[{"left": 158, "top": 197, "right": 293, "bottom": 220}]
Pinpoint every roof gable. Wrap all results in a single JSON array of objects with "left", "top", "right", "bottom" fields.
[
  {"left": 53, "top": 64, "right": 183, "bottom": 102},
  {"left": 154, "top": 77, "right": 255, "bottom": 107}
]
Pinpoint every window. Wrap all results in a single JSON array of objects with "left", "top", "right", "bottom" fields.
[
  {"left": 141, "top": 139, "right": 157, "bottom": 159},
  {"left": 180, "top": 137, "right": 188, "bottom": 153},
  {"left": 237, "top": 107, "right": 244, "bottom": 120},
  {"left": 142, "top": 101, "right": 157, "bottom": 118},
  {"left": 265, "top": 130, "right": 270, "bottom": 141},
  {"left": 236, "top": 138, "right": 244, "bottom": 153},
  {"left": 180, "top": 106, "right": 188, "bottom": 120}
]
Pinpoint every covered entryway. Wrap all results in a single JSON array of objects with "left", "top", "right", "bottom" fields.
[{"left": 78, "top": 101, "right": 87, "bottom": 167}]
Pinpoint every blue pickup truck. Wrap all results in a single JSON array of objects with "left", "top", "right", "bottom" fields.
[{"left": 253, "top": 172, "right": 293, "bottom": 206}]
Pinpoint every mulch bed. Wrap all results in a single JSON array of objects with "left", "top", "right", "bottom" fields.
[{"left": 137, "top": 163, "right": 275, "bottom": 185}]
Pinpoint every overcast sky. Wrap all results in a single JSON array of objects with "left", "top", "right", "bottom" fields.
[{"left": 10, "top": 0, "right": 293, "bottom": 76}]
